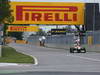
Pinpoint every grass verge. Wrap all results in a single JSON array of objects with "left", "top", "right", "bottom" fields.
[{"left": 0, "top": 46, "right": 34, "bottom": 64}]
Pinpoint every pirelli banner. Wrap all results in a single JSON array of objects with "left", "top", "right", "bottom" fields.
[
  {"left": 7, "top": 26, "right": 39, "bottom": 32},
  {"left": 10, "top": 2, "right": 85, "bottom": 25}
]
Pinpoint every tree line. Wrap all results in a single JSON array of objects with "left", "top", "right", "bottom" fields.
[{"left": 0, "top": 0, "right": 23, "bottom": 40}]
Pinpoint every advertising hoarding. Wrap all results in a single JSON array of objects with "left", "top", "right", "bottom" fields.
[
  {"left": 10, "top": 2, "right": 85, "bottom": 25},
  {"left": 7, "top": 26, "right": 39, "bottom": 32}
]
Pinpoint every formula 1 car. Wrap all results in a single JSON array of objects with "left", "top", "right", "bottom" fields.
[
  {"left": 70, "top": 32, "right": 86, "bottom": 53},
  {"left": 70, "top": 46, "right": 86, "bottom": 53}
]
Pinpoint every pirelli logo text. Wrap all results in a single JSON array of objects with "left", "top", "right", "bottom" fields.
[
  {"left": 16, "top": 6, "right": 78, "bottom": 22},
  {"left": 7, "top": 26, "right": 39, "bottom": 32},
  {"left": 11, "top": 2, "right": 85, "bottom": 24}
]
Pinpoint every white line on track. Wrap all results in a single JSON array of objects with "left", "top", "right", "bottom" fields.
[{"left": 67, "top": 54, "right": 100, "bottom": 62}]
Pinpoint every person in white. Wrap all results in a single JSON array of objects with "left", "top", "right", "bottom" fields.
[
  {"left": 41, "top": 36, "right": 46, "bottom": 46},
  {"left": 39, "top": 37, "right": 42, "bottom": 46},
  {"left": 39, "top": 36, "right": 46, "bottom": 46}
]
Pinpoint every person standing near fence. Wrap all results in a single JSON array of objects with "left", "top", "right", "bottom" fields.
[
  {"left": 41, "top": 36, "right": 46, "bottom": 46},
  {"left": 39, "top": 37, "right": 42, "bottom": 46},
  {"left": 39, "top": 36, "right": 46, "bottom": 46}
]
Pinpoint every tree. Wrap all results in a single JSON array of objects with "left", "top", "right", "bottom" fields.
[
  {"left": 0, "top": 0, "right": 14, "bottom": 45},
  {"left": 0, "top": 0, "right": 14, "bottom": 36},
  {"left": 8, "top": 32, "right": 23, "bottom": 40},
  {"left": 0, "top": 0, "right": 13, "bottom": 24},
  {"left": 36, "top": 29, "right": 46, "bottom": 36}
]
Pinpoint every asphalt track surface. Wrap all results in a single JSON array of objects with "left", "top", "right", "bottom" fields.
[
  {"left": 1, "top": 72, "right": 100, "bottom": 75},
  {"left": 1, "top": 43, "right": 100, "bottom": 74}
]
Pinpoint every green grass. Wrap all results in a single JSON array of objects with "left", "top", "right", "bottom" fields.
[{"left": 0, "top": 46, "right": 34, "bottom": 64}]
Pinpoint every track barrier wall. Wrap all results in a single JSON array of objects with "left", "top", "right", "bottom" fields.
[{"left": 27, "top": 31, "right": 100, "bottom": 52}]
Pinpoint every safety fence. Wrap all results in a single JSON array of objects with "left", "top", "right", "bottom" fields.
[
  {"left": 27, "top": 31, "right": 100, "bottom": 52},
  {"left": 28, "top": 31, "right": 100, "bottom": 45}
]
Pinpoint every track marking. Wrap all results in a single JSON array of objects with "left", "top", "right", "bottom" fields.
[
  {"left": 33, "top": 56, "right": 38, "bottom": 65},
  {"left": 67, "top": 54, "right": 100, "bottom": 62}
]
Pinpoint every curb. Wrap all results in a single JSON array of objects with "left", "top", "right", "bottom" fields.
[
  {"left": 33, "top": 56, "right": 38, "bottom": 65},
  {"left": 7, "top": 45, "right": 38, "bottom": 66},
  {"left": 0, "top": 63, "right": 18, "bottom": 67},
  {"left": 0, "top": 56, "right": 38, "bottom": 67}
]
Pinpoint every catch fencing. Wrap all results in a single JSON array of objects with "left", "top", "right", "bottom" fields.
[{"left": 27, "top": 31, "right": 100, "bottom": 52}]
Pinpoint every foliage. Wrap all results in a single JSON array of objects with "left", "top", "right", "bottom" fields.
[
  {"left": 36, "top": 28, "right": 46, "bottom": 36},
  {"left": 0, "top": 0, "right": 13, "bottom": 24},
  {"left": 8, "top": 32, "right": 23, "bottom": 40}
]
